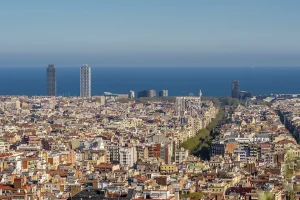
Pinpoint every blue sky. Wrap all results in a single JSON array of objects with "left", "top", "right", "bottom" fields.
[{"left": 0, "top": 0, "right": 300, "bottom": 67}]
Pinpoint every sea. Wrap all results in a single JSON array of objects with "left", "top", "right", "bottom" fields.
[{"left": 0, "top": 66, "right": 299, "bottom": 97}]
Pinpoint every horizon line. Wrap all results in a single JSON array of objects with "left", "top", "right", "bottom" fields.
[{"left": 0, "top": 65, "right": 300, "bottom": 68}]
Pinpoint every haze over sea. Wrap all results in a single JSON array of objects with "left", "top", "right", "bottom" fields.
[{"left": 0, "top": 67, "right": 299, "bottom": 97}]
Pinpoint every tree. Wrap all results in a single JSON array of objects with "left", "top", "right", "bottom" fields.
[{"left": 181, "top": 109, "right": 225, "bottom": 159}]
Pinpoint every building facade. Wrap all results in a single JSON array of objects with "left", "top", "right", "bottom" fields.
[
  {"left": 210, "top": 142, "right": 225, "bottom": 156},
  {"left": 119, "top": 146, "right": 137, "bottom": 168},
  {"left": 129, "top": 90, "right": 135, "bottom": 98},
  {"left": 80, "top": 64, "right": 91, "bottom": 98},
  {"left": 47, "top": 64, "right": 56, "bottom": 96},
  {"left": 175, "top": 96, "right": 201, "bottom": 116},
  {"left": 138, "top": 90, "right": 156, "bottom": 98},
  {"left": 105, "top": 145, "right": 120, "bottom": 164},
  {"left": 175, "top": 147, "right": 189, "bottom": 164},
  {"left": 231, "top": 80, "right": 240, "bottom": 99},
  {"left": 159, "top": 90, "right": 168, "bottom": 97}
]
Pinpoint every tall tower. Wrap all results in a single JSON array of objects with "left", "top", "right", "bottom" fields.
[
  {"left": 129, "top": 90, "right": 135, "bottom": 98},
  {"left": 80, "top": 64, "right": 91, "bottom": 98},
  {"left": 47, "top": 64, "right": 56, "bottom": 96},
  {"left": 199, "top": 89, "right": 202, "bottom": 106},
  {"left": 159, "top": 90, "right": 168, "bottom": 97},
  {"left": 231, "top": 80, "right": 240, "bottom": 99}
]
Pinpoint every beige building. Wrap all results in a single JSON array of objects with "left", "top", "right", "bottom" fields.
[{"left": 174, "top": 148, "right": 189, "bottom": 164}]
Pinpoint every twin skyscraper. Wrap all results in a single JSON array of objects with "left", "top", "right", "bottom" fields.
[{"left": 46, "top": 64, "right": 91, "bottom": 98}]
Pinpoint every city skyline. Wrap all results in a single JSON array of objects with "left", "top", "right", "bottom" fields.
[
  {"left": 2, "top": 66, "right": 300, "bottom": 97},
  {"left": 1, "top": 2, "right": 300, "bottom": 199},
  {"left": 0, "top": 1, "right": 300, "bottom": 67}
]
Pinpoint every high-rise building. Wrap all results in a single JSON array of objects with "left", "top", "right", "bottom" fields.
[
  {"left": 119, "top": 146, "right": 137, "bottom": 168},
  {"left": 159, "top": 90, "right": 168, "bottom": 97},
  {"left": 175, "top": 96, "right": 201, "bottom": 116},
  {"left": 80, "top": 64, "right": 91, "bottom": 98},
  {"left": 231, "top": 80, "right": 240, "bottom": 99},
  {"left": 46, "top": 64, "right": 56, "bottom": 96},
  {"left": 174, "top": 147, "right": 189, "bottom": 164},
  {"left": 138, "top": 90, "right": 156, "bottom": 98},
  {"left": 129, "top": 90, "right": 135, "bottom": 98}
]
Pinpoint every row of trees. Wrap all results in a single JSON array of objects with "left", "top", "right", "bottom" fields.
[
  {"left": 181, "top": 107, "right": 225, "bottom": 160},
  {"left": 181, "top": 97, "right": 241, "bottom": 160}
]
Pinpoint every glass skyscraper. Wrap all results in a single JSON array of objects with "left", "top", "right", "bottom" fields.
[
  {"left": 47, "top": 64, "right": 56, "bottom": 96},
  {"left": 231, "top": 80, "right": 240, "bottom": 99},
  {"left": 80, "top": 64, "right": 91, "bottom": 98}
]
